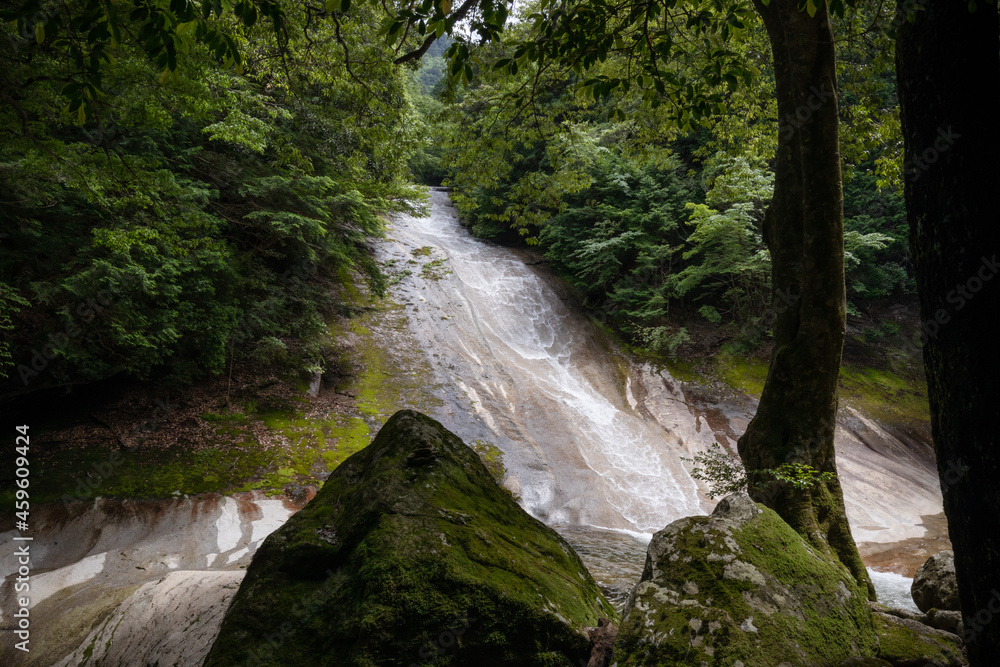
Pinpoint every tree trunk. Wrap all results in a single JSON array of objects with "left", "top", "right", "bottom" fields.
[
  {"left": 896, "top": 4, "right": 1000, "bottom": 663},
  {"left": 738, "top": 0, "right": 874, "bottom": 598}
]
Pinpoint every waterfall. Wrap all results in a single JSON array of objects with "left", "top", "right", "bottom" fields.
[
  {"left": 385, "top": 189, "right": 946, "bottom": 606},
  {"left": 386, "top": 189, "right": 711, "bottom": 536}
]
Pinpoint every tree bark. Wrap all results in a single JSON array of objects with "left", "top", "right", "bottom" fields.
[
  {"left": 895, "top": 4, "right": 1000, "bottom": 663},
  {"left": 738, "top": 0, "right": 874, "bottom": 598}
]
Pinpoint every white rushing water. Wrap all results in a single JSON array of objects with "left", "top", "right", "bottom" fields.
[
  {"left": 386, "top": 190, "right": 946, "bottom": 608},
  {"left": 0, "top": 193, "right": 942, "bottom": 664},
  {"left": 385, "top": 190, "right": 709, "bottom": 536},
  {"left": 867, "top": 568, "right": 919, "bottom": 613}
]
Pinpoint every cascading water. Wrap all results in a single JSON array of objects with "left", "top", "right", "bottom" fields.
[
  {"left": 0, "top": 191, "right": 939, "bottom": 666},
  {"left": 385, "top": 189, "right": 944, "bottom": 608},
  {"left": 384, "top": 189, "right": 710, "bottom": 538}
]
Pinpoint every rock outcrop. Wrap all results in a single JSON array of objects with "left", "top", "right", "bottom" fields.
[
  {"left": 204, "top": 409, "right": 616, "bottom": 666},
  {"left": 871, "top": 606, "right": 965, "bottom": 666},
  {"left": 612, "top": 493, "right": 877, "bottom": 665},
  {"left": 912, "top": 550, "right": 961, "bottom": 613},
  {"left": 53, "top": 570, "right": 243, "bottom": 667},
  {"left": 612, "top": 493, "right": 966, "bottom": 666}
]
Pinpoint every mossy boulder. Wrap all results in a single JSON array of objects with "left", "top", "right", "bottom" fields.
[
  {"left": 204, "top": 409, "right": 616, "bottom": 666},
  {"left": 872, "top": 610, "right": 966, "bottom": 666},
  {"left": 612, "top": 494, "right": 878, "bottom": 666}
]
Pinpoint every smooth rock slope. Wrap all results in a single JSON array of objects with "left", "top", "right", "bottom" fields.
[{"left": 54, "top": 570, "right": 243, "bottom": 667}]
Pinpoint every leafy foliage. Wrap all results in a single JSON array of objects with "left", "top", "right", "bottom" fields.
[
  {"left": 673, "top": 155, "right": 773, "bottom": 327},
  {"left": 842, "top": 169, "right": 913, "bottom": 304},
  {"left": 683, "top": 443, "right": 837, "bottom": 499},
  {"left": 0, "top": 0, "right": 918, "bottom": 390},
  {"left": 427, "top": 5, "right": 912, "bottom": 355},
  {"left": 0, "top": 0, "right": 422, "bottom": 394}
]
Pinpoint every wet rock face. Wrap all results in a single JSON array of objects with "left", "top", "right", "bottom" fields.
[
  {"left": 204, "top": 409, "right": 616, "bottom": 666},
  {"left": 613, "top": 493, "right": 879, "bottom": 666},
  {"left": 911, "top": 551, "right": 961, "bottom": 613}
]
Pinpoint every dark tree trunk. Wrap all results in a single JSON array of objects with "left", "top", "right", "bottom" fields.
[
  {"left": 738, "top": 0, "right": 873, "bottom": 597},
  {"left": 896, "top": 4, "right": 1000, "bottom": 663}
]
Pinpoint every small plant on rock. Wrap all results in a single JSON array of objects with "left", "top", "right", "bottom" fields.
[{"left": 683, "top": 443, "right": 836, "bottom": 499}]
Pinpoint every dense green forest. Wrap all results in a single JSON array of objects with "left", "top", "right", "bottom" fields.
[
  {"left": 0, "top": 0, "right": 423, "bottom": 399},
  {"left": 407, "top": 11, "right": 910, "bottom": 358},
  {"left": 1, "top": 0, "right": 911, "bottom": 397},
  {"left": 2, "top": 0, "right": 998, "bottom": 661}
]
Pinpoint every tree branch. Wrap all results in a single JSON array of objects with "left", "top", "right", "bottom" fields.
[{"left": 392, "top": 0, "right": 481, "bottom": 65}]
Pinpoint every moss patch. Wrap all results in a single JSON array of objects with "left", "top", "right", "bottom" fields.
[
  {"left": 1, "top": 294, "right": 441, "bottom": 506},
  {"left": 873, "top": 612, "right": 965, "bottom": 665},
  {"left": 412, "top": 245, "right": 434, "bottom": 257},
  {"left": 838, "top": 365, "right": 930, "bottom": 426},
  {"left": 613, "top": 495, "right": 877, "bottom": 666},
  {"left": 660, "top": 348, "right": 930, "bottom": 432},
  {"left": 712, "top": 351, "right": 770, "bottom": 397},
  {"left": 205, "top": 410, "right": 616, "bottom": 667},
  {"left": 470, "top": 439, "right": 507, "bottom": 485},
  {"left": 662, "top": 357, "right": 701, "bottom": 384}
]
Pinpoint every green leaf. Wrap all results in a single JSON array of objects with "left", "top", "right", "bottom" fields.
[{"left": 35, "top": 22, "right": 44, "bottom": 44}]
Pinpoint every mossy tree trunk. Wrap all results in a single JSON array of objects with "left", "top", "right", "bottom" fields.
[
  {"left": 737, "top": 0, "right": 874, "bottom": 598},
  {"left": 896, "top": 4, "right": 1000, "bottom": 663}
]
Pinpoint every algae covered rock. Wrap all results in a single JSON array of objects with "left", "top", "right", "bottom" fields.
[
  {"left": 612, "top": 493, "right": 878, "bottom": 666},
  {"left": 872, "top": 610, "right": 966, "bottom": 666},
  {"left": 204, "top": 409, "right": 616, "bottom": 666}
]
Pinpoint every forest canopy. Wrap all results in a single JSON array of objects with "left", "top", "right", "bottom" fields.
[
  {"left": 0, "top": 0, "right": 425, "bottom": 398},
  {"left": 1, "top": 0, "right": 909, "bottom": 390}
]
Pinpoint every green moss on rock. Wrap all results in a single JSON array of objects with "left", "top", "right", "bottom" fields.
[
  {"left": 612, "top": 493, "right": 878, "bottom": 666},
  {"left": 204, "top": 409, "right": 615, "bottom": 666},
  {"left": 873, "top": 612, "right": 965, "bottom": 666}
]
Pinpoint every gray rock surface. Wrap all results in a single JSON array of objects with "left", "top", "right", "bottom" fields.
[
  {"left": 612, "top": 493, "right": 877, "bottom": 666},
  {"left": 912, "top": 551, "right": 961, "bottom": 612},
  {"left": 53, "top": 570, "right": 244, "bottom": 667}
]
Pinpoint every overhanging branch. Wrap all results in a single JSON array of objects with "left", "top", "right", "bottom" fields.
[{"left": 392, "top": 0, "right": 482, "bottom": 65}]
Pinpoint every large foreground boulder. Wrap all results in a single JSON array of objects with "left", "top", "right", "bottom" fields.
[
  {"left": 613, "top": 494, "right": 878, "bottom": 666},
  {"left": 613, "top": 494, "right": 966, "bottom": 667},
  {"left": 204, "top": 409, "right": 616, "bottom": 666},
  {"left": 912, "top": 551, "right": 961, "bottom": 613}
]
